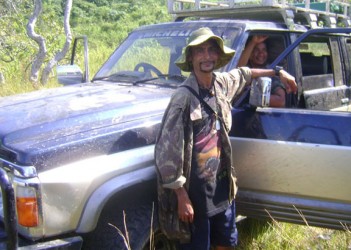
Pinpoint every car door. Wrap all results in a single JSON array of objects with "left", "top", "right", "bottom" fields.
[{"left": 231, "top": 28, "right": 351, "bottom": 230}]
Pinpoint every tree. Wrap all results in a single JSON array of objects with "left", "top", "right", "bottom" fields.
[{"left": 26, "top": 0, "right": 73, "bottom": 87}]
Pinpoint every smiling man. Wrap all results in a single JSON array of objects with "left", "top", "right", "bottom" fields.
[
  {"left": 155, "top": 27, "right": 297, "bottom": 250},
  {"left": 238, "top": 35, "right": 287, "bottom": 107}
]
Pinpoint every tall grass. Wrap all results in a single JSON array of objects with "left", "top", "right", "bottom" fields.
[
  {"left": 85, "top": 43, "right": 116, "bottom": 78},
  {"left": 0, "top": 44, "right": 113, "bottom": 97},
  {"left": 0, "top": 77, "right": 62, "bottom": 97},
  {"left": 110, "top": 206, "right": 351, "bottom": 250},
  {"left": 237, "top": 218, "right": 351, "bottom": 249}
]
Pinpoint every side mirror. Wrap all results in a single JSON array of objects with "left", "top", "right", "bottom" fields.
[
  {"left": 249, "top": 77, "right": 271, "bottom": 107},
  {"left": 57, "top": 65, "right": 83, "bottom": 85},
  {"left": 56, "top": 35, "right": 90, "bottom": 85}
]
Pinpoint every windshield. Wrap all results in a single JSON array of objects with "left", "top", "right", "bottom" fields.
[{"left": 93, "top": 24, "right": 241, "bottom": 86}]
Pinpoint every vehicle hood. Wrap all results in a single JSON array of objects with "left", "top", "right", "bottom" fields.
[{"left": 0, "top": 83, "right": 172, "bottom": 166}]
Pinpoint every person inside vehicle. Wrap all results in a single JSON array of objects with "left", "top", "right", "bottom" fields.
[
  {"left": 155, "top": 27, "right": 297, "bottom": 250},
  {"left": 238, "top": 35, "right": 287, "bottom": 107}
]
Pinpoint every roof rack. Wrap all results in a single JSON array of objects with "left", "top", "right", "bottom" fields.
[{"left": 167, "top": 0, "right": 351, "bottom": 29}]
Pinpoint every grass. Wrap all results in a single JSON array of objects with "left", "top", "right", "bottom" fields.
[
  {"left": 110, "top": 204, "right": 351, "bottom": 250},
  {"left": 0, "top": 78, "right": 62, "bottom": 97},
  {"left": 237, "top": 218, "right": 351, "bottom": 250}
]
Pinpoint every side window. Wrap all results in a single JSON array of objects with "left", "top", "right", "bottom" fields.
[
  {"left": 236, "top": 33, "right": 289, "bottom": 108},
  {"left": 346, "top": 39, "right": 351, "bottom": 57},
  {"left": 237, "top": 33, "right": 287, "bottom": 70},
  {"left": 299, "top": 38, "right": 333, "bottom": 91},
  {"left": 300, "top": 35, "right": 351, "bottom": 112}
]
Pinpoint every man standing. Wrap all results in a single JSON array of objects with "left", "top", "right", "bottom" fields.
[{"left": 155, "top": 27, "right": 296, "bottom": 249}]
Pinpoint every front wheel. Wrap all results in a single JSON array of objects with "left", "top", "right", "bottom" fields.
[
  {"left": 147, "top": 230, "right": 178, "bottom": 250},
  {"left": 82, "top": 203, "right": 177, "bottom": 250}
]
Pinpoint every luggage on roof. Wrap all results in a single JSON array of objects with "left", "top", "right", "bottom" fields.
[{"left": 168, "top": 0, "right": 351, "bottom": 29}]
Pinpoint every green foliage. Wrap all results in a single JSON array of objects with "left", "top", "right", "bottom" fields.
[
  {"left": 68, "top": 0, "right": 171, "bottom": 77},
  {"left": 330, "top": 1, "right": 344, "bottom": 14},
  {"left": 0, "top": 0, "right": 71, "bottom": 91},
  {"left": 0, "top": 1, "right": 30, "bottom": 61},
  {"left": 0, "top": 0, "right": 171, "bottom": 94},
  {"left": 71, "top": 0, "right": 170, "bottom": 51}
]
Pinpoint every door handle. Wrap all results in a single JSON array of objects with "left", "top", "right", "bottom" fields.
[{"left": 341, "top": 98, "right": 349, "bottom": 105}]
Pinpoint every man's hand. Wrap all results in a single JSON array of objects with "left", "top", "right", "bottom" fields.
[
  {"left": 174, "top": 187, "right": 194, "bottom": 223},
  {"left": 252, "top": 35, "right": 269, "bottom": 45},
  {"left": 279, "top": 70, "right": 297, "bottom": 94}
]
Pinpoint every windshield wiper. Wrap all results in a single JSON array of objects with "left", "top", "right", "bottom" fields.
[
  {"left": 158, "top": 74, "right": 187, "bottom": 82},
  {"left": 133, "top": 74, "right": 186, "bottom": 84},
  {"left": 92, "top": 72, "right": 142, "bottom": 82},
  {"left": 133, "top": 77, "right": 159, "bottom": 85},
  {"left": 93, "top": 72, "right": 186, "bottom": 86},
  {"left": 132, "top": 74, "right": 186, "bottom": 88}
]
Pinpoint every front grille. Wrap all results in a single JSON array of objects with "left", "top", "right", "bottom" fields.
[{"left": 0, "top": 149, "right": 16, "bottom": 163}]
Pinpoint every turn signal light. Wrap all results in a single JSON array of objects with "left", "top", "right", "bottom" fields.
[{"left": 16, "top": 186, "right": 39, "bottom": 227}]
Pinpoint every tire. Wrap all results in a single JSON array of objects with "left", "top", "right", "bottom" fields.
[{"left": 82, "top": 202, "right": 177, "bottom": 250}]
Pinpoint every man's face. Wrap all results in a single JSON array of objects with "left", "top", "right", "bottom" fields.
[
  {"left": 249, "top": 42, "right": 268, "bottom": 68},
  {"left": 188, "top": 40, "right": 220, "bottom": 73}
]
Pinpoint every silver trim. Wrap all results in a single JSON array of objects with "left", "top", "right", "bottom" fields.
[{"left": 0, "top": 158, "right": 37, "bottom": 178}]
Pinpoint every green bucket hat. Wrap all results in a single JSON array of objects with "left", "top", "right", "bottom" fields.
[{"left": 175, "top": 27, "right": 235, "bottom": 72}]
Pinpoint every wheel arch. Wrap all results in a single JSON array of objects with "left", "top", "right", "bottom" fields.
[{"left": 76, "top": 165, "right": 157, "bottom": 233}]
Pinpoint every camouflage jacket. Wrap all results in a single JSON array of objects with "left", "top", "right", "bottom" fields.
[{"left": 154, "top": 67, "right": 252, "bottom": 242}]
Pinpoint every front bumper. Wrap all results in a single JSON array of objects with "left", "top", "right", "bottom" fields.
[{"left": 0, "top": 233, "right": 82, "bottom": 250}]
